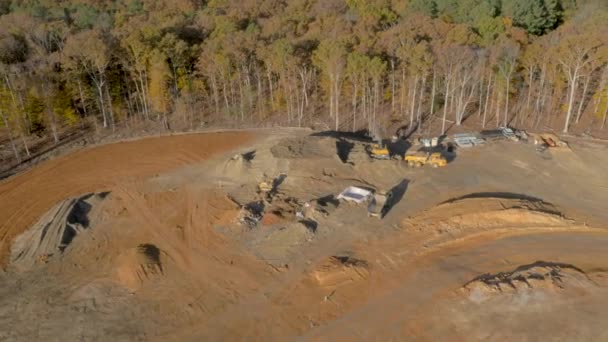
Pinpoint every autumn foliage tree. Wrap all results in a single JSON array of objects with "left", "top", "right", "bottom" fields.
[{"left": 0, "top": 0, "right": 607, "bottom": 166}]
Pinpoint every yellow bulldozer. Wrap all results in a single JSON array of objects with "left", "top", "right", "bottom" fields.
[
  {"left": 404, "top": 152, "right": 447, "bottom": 168},
  {"left": 368, "top": 143, "right": 390, "bottom": 160}
]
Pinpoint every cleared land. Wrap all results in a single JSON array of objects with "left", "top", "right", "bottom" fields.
[{"left": 0, "top": 129, "right": 607, "bottom": 340}]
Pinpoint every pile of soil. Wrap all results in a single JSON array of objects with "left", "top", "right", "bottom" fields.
[
  {"left": 270, "top": 137, "right": 335, "bottom": 159},
  {"left": 0, "top": 132, "right": 254, "bottom": 267},
  {"left": 10, "top": 192, "right": 108, "bottom": 271}
]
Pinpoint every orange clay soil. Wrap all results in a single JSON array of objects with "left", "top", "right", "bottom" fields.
[{"left": 0, "top": 132, "right": 254, "bottom": 267}]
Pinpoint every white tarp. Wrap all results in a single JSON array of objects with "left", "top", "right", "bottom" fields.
[{"left": 337, "top": 186, "right": 373, "bottom": 204}]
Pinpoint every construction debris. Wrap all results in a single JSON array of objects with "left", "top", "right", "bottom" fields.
[
  {"left": 452, "top": 133, "right": 486, "bottom": 148},
  {"left": 241, "top": 201, "right": 265, "bottom": 228}
]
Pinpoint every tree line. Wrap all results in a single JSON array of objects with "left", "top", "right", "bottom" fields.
[{"left": 1, "top": 0, "right": 607, "bottom": 163}]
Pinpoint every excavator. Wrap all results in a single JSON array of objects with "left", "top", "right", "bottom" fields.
[{"left": 367, "top": 126, "right": 390, "bottom": 160}]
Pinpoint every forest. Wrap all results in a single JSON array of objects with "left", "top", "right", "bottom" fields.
[{"left": 0, "top": 0, "right": 607, "bottom": 163}]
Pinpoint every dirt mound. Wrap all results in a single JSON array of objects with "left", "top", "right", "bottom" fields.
[
  {"left": 310, "top": 256, "right": 370, "bottom": 287},
  {"left": 463, "top": 261, "right": 596, "bottom": 303},
  {"left": 221, "top": 151, "right": 256, "bottom": 180},
  {"left": 10, "top": 192, "right": 108, "bottom": 271},
  {"left": 0, "top": 132, "right": 254, "bottom": 267},
  {"left": 404, "top": 196, "right": 570, "bottom": 234},
  {"left": 248, "top": 221, "right": 316, "bottom": 265},
  {"left": 270, "top": 137, "right": 335, "bottom": 159},
  {"left": 114, "top": 243, "right": 167, "bottom": 291}
]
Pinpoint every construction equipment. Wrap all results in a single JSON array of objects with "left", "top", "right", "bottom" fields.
[
  {"left": 367, "top": 125, "right": 391, "bottom": 160},
  {"left": 529, "top": 132, "right": 569, "bottom": 151},
  {"left": 367, "top": 190, "right": 393, "bottom": 218},
  {"left": 258, "top": 181, "right": 272, "bottom": 193},
  {"left": 452, "top": 133, "right": 485, "bottom": 148},
  {"left": 404, "top": 152, "right": 447, "bottom": 168},
  {"left": 368, "top": 143, "right": 390, "bottom": 160}
]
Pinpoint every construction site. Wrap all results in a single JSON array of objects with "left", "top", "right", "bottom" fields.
[{"left": 1, "top": 128, "right": 608, "bottom": 340}]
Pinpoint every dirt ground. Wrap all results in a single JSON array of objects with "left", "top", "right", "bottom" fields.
[{"left": 1, "top": 129, "right": 608, "bottom": 341}]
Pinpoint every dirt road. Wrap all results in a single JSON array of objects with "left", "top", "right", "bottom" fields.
[{"left": 0, "top": 132, "right": 254, "bottom": 266}]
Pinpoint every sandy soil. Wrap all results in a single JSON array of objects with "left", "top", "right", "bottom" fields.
[
  {"left": 1, "top": 129, "right": 608, "bottom": 341},
  {"left": 0, "top": 132, "right": 253, "bottom": 266}
]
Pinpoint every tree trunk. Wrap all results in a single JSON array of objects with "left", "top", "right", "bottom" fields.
[
  {"left": 255, "top": 65, "right": 263, "bottom": 120},
  {"left": 495, "top": 91, "right": 502, "bottom": 128},
  {"left": 417, "top": 75, "right": 426, "bottom": 124},
  {"left": 77, "top": 78, "right": 88, "bottom": 118},
  {"left": 564, "top": 71, "right": 579, "bottom": 133},
  {"left": 299, "top": 68, "right": 310, "bottom": 126},
  {"left": 478, "top": 76, "right": 484, "bottom": 118},
  {"left": 244, "top": 65, "right": 254, "bottom": 120},
  {"left": 222, "top": 80, "right": 230, "bottom": 116},
  {"left": 46, "top": 108, "right": 59, "bottom": 144},
  {"left": 535, "top": 65, "right": 547, "bottom": 116},
  {"left": 96, "top": 83, "right": 108, "bottom": 128},
  {"left": 449, "top": 76, "right": 457, "bottom": 115},
  {"left": 335, "top": 75, "right": 341, "bottom": 131},
  {"left": 504, "top": 76, "right": 511, "bottom": 127},
  {"left": 456, "top": 77, "right": 466, "bottom": 125},
  {"left": 238, "top": 72, "right": 245, "bottom": 122},
  {"left": 4, "top": 77, "right": 30, "bottom": 157},
  {"left": 442, "top": 74, "right": 450, "bottom": 135},
  {"left": 352, "top": 78, "right": 358, "bottom": 132},
  {"left": 329, "top": 74, "right": 334, "bottom": 121},
  {"left": 400, "top": 68, "right": 406, "bottom": 116},
  {"left": 525, "top": 66, "right": 534, "bottom": 119},
  {"left": 133, "top": 76, "right": 145, "bottom": 119},
  {"left": 104, "top": 84, "right": 115, "bottom": 130},
  {"left": 603, "top": 99, "right": 608, "bottom": 129},
  {"left": 410, "top": 75, "right": 419, "bottom": 127},
  {"left": 430, "top": 68, "right": 436, "bottom": 118},
  {"left": 266, "top": 68, "right": 274, "bottom": 107},
  {"left": 390, "top": 59, "right": 396, "bottom": 114},
  {"left": 362, "top": 78, "right": 367, "bottom": 120},
  {"left": 0, "top": 108, "right": 20, "bottom": 162},
  {"left": 210, "top": 74, "right": 220, "bottom": 119},
  {"left": 575, "top": 76, "right": 590, "bottom": 124},
  {"left": 483, "top": 73, "right": 493, "bottom": 128},
  {"left": 373, "top": 80, "right": 380, "bottom": 131},
  {"left": 139, "top": 70, "right": 150, "bottom": 119}
]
